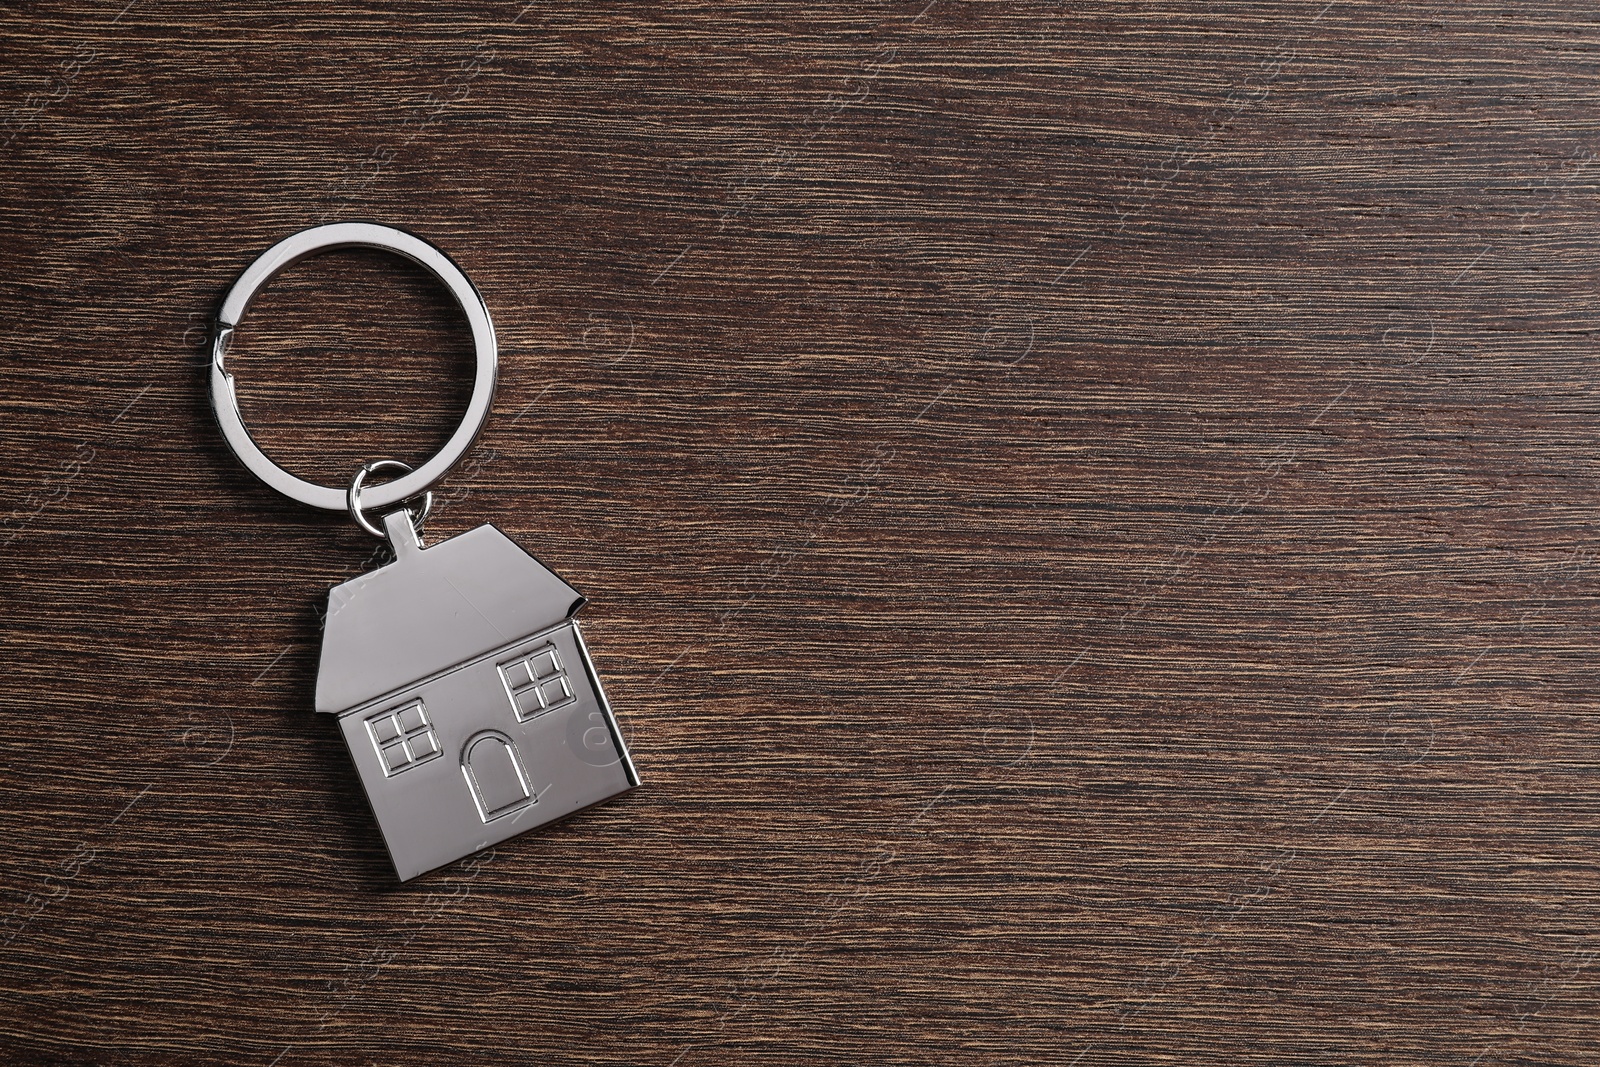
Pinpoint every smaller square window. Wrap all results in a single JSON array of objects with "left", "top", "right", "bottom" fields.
[
  {"left": 537, "top": 676, "right": 573, "bottom": 708},
  {"left": 370, "top": 715, "right": 401, "bottom": 744},
  {"left": 528, "top": 648, "right": 562, "bottom": 680},
  {"left": 407, "top": 731, "right": 439, "bottom": 760},
  {"left": 503, "top": 661, "right": 533, "bottom": 689},
  {"left": 397, "top": 704, "right": 426, "bottom": 733},
  {"left": 382, "top": 742, "right": 412, "bottom": 773}
]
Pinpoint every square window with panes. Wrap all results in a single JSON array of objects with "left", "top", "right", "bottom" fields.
[
  {"left": 498, "top": 643, "right": 576, "bottom": 721},
  {"left": 365, "top": 700, "right": 442, "bottom": 776}
]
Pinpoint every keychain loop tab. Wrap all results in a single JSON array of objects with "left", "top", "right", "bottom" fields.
[{"left": 210, "top": 222, "right": 498, "bottom": 512}]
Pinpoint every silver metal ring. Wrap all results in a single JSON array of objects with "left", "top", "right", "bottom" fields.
[
  {"left": 209, "top": 222, "right": 498, "bottom": 512},
  {"left": 348, "top": 459, "right": 434, "bottom": 539}
]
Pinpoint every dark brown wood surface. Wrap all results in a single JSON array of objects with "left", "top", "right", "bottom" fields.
[{"left": 4, "top": 1, "right": 1600, "bottom": 1063}]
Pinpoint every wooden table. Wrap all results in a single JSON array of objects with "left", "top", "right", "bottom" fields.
[{"left": 3, "top": 2, "right": 1598, "bottom": 1063}]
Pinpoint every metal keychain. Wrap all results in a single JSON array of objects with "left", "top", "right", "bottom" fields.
[{"left": 210, "top": 222, "right": 639, "bottom": 881}]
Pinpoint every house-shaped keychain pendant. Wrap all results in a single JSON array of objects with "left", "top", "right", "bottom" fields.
[{"left": 316, "top": 510, "right": 639, "bottom": 880}]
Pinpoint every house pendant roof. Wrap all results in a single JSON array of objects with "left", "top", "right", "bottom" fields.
[{"left": 314, "top": 523, "right": 585, "bottom": 714}]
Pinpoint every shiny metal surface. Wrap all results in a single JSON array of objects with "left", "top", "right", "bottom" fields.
[
  {"left": 315, "top": 522, "right": 586, "bottom": 714},
  {"left": 317, "top": 521, "right": 635, "bottom": 880},
  {"left": 338, "top": 618, "right": 637, "bottom": 881},
  {"left": 210, "top": 222, "right": 498, "bottom": 512}
]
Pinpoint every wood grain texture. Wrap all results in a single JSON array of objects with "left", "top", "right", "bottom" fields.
[{"left": 4, "top": 1, "right": 1600, "bottom": 1063}]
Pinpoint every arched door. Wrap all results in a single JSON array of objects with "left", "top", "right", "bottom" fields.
[{"left": 461, "top": 731, "right": 534, "bottom": 823}]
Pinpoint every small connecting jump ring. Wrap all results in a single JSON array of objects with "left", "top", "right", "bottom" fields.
[{"left": 348, "top": 459, "right": 434, "bottom": 540}]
